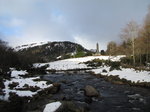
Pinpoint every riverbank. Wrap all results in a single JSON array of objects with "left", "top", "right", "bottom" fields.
[
  {"left": 34, "top": 56, "right": 150, "bottom": 87},
  {"left": 0, "top": 56, "right": 150, "bottom": 112}
]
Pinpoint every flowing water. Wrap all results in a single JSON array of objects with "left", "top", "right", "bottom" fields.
[{"left": 42, "top": 72, "right": 150, "bottom": 112}]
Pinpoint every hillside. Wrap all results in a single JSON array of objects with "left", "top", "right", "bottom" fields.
[{"left": 15, "top": 41, "right": 91, "bottom": 62}]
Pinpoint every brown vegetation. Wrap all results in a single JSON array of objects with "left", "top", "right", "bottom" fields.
[{"left": 106, "top": 7, "right": 150, "bottom": 67}]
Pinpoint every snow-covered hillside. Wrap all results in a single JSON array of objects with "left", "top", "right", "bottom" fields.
[
  {"left": 15, "top": 42, "right": 48, "bottom": 51},
  {"left": 15, "top": 41, "right": 90, "bottom": 62}
]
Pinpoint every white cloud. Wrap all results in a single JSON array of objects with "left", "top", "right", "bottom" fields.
[
  {"left": 73, "top": 34, "right": 108, "bottom": 50},
  {"left": 9, "top": 18, "right": 25, "bottom": 27},
  {"left": 74, "top": 35, "right": 95, "bottom": 50}
]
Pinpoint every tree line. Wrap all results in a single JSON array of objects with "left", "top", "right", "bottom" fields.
[
  {"left": 0, "top": 39, "right": 33, "bottom": 75},
  {"left": 106, "top": 7, "right": 150, "bottom": 66}
]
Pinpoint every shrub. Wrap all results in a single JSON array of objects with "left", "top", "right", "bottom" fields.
[
  {"left": 63, "top": 54, "right": 72, "bottom": 59},
  {"left": 109, "top": 61, "right": 121, "bottom": 71},
  {"left": 84, "top": 59, "right": 103, "bottom": 67},
  {"left": 75, "top": 51, "right": 86, "bottom": 58},
  {"left": 28, "top": 64, "right": 49, "bottom": 75},
  {"left": 104, "top": 60, "right": 111, "bottom": 66}
]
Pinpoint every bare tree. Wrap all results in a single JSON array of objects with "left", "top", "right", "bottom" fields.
[
  {"left": 143, "top": 6, "right": 150, "bottom": 64},
  {"left": 120, "top": 20, "right": 139, "bottom": 66},
  {"left": 106, "top": 41, "right": 117, "bottom": 56}
]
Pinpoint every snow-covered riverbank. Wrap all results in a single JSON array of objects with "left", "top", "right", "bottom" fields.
[
  {"left": 91, "top": 66, "right": 150, "bottom": 83},
  {"left": 0, "top": 69, "right": 53, "bottom": 101},
  {"left": 34, "top": 55, "right": 150, "bottom": 83}
]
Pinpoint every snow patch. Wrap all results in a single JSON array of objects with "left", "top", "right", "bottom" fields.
[
  {"left": 43, "top": 101, "right": 62, "bottom": 112},
  {"left": 11, "top": 70, "right": 28, "bottom": 78},
  {"left": 1, "top": 69, "right": 53, "bottom": 101},
  {"left": 56, "top": 56, "right": 62, "bottom": 59},
  {"left": 91, "top": 67, "right": 150, "bottom": 83},
  {"left": 15, "top": 42, "right": 48, "bottom": 51},
  {"left": 34, "top": 55, "right": 125, "bottom": 71}
]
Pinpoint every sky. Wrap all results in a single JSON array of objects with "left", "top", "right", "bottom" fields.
[{"left": 0, "top": 0, "right": 150, "bottom": 50}]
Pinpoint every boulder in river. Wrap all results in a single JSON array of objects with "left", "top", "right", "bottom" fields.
[
  {"left": 84, "top": 85, "right": 99, "bottom": 97},
  {"left": 39, "top": 83, "right": 61, "bottom": 95},
  {"left": 50, "top": 83, "right": 61, "bottom": 94}
]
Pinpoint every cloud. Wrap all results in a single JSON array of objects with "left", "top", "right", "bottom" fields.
[
  {"left": 73, "top": 34, "right": 108, "bottom": 50},
  {"left": 9, "top": 18, "right": 25, "bottom": 27},
  {"left": 74, "top": 35, "right": 96, "bottom": 50},
  {"left": 0, "top": 0, "right": 150, "bottom": 50}
]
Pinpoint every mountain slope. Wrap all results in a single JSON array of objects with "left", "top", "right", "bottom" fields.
[{"left": 16, "top": 41, "right": 91, "bottom": 62}]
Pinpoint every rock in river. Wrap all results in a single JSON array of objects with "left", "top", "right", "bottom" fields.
[
  {"left": 51, "top": 83, "right": 61, "bottom": 94},
  {"left": 84, "top": 85, "right": 99, "bottom": 97}
]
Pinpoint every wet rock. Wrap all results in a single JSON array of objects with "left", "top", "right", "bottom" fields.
[
  {"left": 38, "top": 83, "right": 61, "bottom": 95},
  {"left": 57, "top": 101, "right": 87, "bottom": 112},
  {"left": 49, "top": 83, "right": 61, "bottom": 94},
  {"left": 46, "top": 83, "right": 61, "bottom": 94},
  {"left": 84, "top": 85, "right": 99, "bottom": 97}
]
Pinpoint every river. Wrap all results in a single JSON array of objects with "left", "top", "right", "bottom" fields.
[{"left": 41, "top": 72, "right": 150, "bottom": 112}]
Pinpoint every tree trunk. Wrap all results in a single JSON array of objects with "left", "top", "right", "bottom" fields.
[
  {"left": 140, "top": 53, "right": 142, "bottom": 66},
  {"left": 132, "top": 35, "right": 135, "bottom": 66}
]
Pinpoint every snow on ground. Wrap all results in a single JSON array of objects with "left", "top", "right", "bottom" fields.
[
  {"left": 46, "top": 60, "right": 88, "bottom": 70},
  {"left": 0, "top": 69, "right": 53, "bottom": 101},
  {"left": 56, "top": 56, "right": 62, "bottom": 59},
  {"left": 34, "top": 55, "right": 125, "bottom": 70},
  {"left": 15, "top": 42, "right": 48, "bottom": 51},
  {"left": 43, "top": 101, "right": 62, "bottom": 112},
  {"left": 66, "top": 55, "right": 125, "bottom": 62},
  {"left": 11, "top": 69, "right": 28, "bottom": 78},
  {"left": 91, "top": 66, "right": 150, "bottom": 83},
  {"left": 34, "top": 55, "right": 150, "bottom": 83}
]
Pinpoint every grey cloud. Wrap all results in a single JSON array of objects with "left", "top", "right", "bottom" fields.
[{"left": 0, "top": 0, "right": 150, "bottom": 50}]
